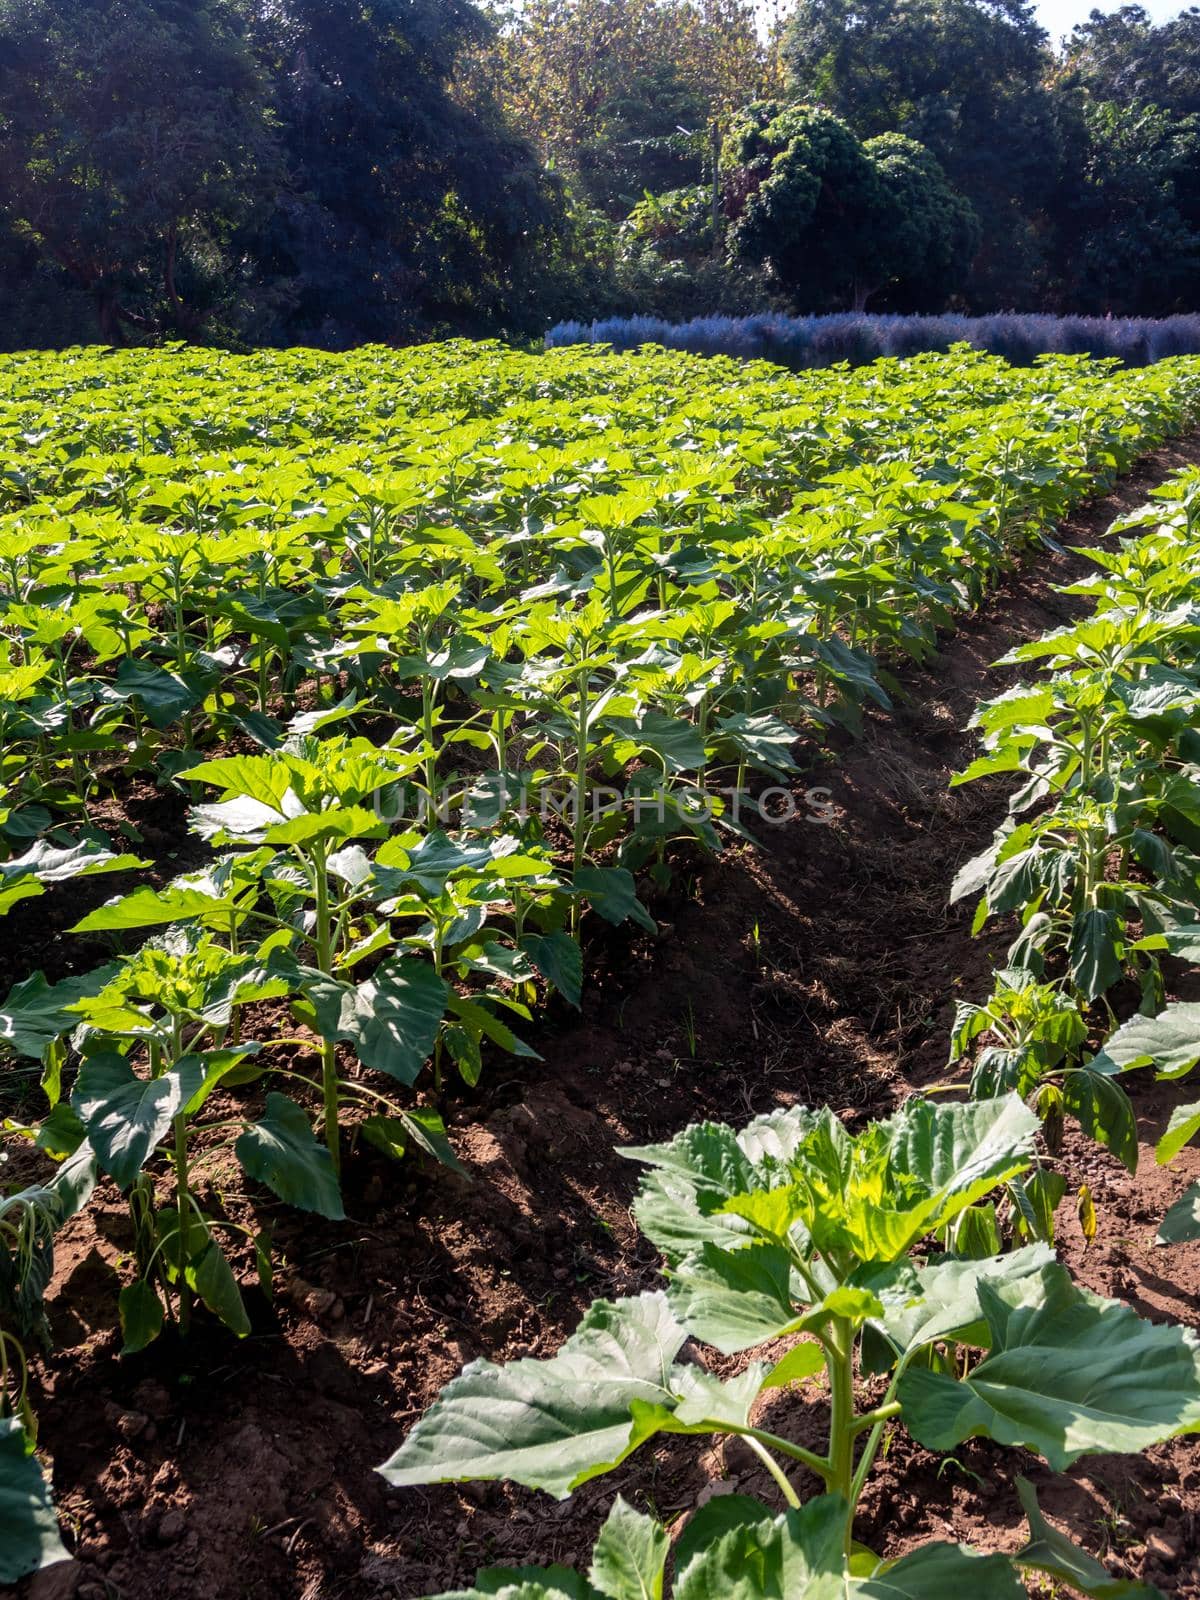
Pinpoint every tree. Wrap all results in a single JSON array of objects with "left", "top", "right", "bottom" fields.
[
  {"left": 1054, "top": 101, "right": 1200, "bottom": 314},
  {"left": 0, "top": 0, "right": 280, "bottom": 342},
  {"left": 724, "top": 102, "right": 978, "bottom": 310},
  {"left": 780, "top": 0, "right": 1060, "bottom": 307},
  {"left": 250, "top": 0, "right": 566, "bottom": 343},
  {"left": 477, "top": 0, "right": 769, "bottom": 209},
  {"left": 1062, "top": 5, "right": 1200, "bottom": 119}
]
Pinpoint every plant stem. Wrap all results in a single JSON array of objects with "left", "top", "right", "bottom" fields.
[
  {"left": 311, "top": 841, "right": 341, "bottom": 1176},
  {"left": 736, "top": 1425, "right": 832, "bottom": 1486},
  {"left": 825, "top": 1316, "right": 857, "bottom": 1517},
  {"left": 743, "top": 1435, "right": 801, "bottom": 1509},
  {"left": 173, "top": 1110, "right": 192, "bottom": 1336}
]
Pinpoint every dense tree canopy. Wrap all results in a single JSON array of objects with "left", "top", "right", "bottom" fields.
[
  {"left": 0, "top": 0, "right": 278, "bottom": 340},
  {"left": 726, "top": 103, "right": 978, "bottom": 310},
  {"left": 780, "top": 0, "right": 1063, "bottom": 307},
  {"left": 1, "top": 0, "right": 1200, "bottom": 345},
  {"left": 1063, "top": 4, "right": 1200, "bottom": 117}
]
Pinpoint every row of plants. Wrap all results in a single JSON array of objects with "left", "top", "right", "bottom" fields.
[
  {"left": 4, "top": 342, "right": 1200, "bottom": 1582},
  {"left": 546, "top": 312, "right": 1200, "bottom": 370},
  {"left": 371, "top": 481, "right": 1200, "bottom": 1600},
  {"left": 948, "top": 464, "right": 1200, "bottom": 1242}
]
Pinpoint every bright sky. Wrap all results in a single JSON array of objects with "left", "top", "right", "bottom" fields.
[{"left": 1035, "top": 0, "right": 1188, "bottom": 45}]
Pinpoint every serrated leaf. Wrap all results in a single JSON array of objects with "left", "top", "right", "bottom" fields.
[
  {"left": 1157, "top": 1182, "right": 1200, "bottom": 1244},
  {"left": 377, "top": 1293, "right": 687, "bottom": 1499},
  {"left": 857, "top": 1542, "right": 1026, "bottom": 1598},
  {"left": 520, "top": 932, "right": 583, "bottom": 1008},
  {"left": 1062, "top": 1067, "right": 1139, "bottom": 1173},
  {"left": 665, "top": 1241, "right": 801, "bottom": 1354},
  {"left": 573, "top": 866, "right": 656, "bottom": 933},
  {"left": 588, "top": 1496, "right": 668, "bottom": 1600},
  {"left": 308, "top": 956, "right": 448, "bottom": 1085},
  {"left": 763, "top": 1341, "right": 825, "bottom": 1390},
  {"left": 188, "top": 1240, "right": 251, "bottom": 1336},
  {"left": 899, "top": 1262, "right": 1200, "bottom": 1470},
  {"left": 119, "top": 1279, "right": 164, "bottom": 1354},
  {"left": 72, "top": 884, "right": 237, "bottom": 932},
  {"left": 1014, "top": 1477, "right": 1163, "bottom": 1598},
  {"left": 236, "top": 1093, "right": 344, "bottom": 1219},
  {"left": 72, "top": 1054, "right": 202, "bottom": 1188},
  {"left": 674, "top": 1495, "right": 847, "bottom": 1600},
  {"left": 1070, "top": 908, "right": 1123, "bottom": 1001},
  {"left": 870, "top": 1244, "right": 1055, "bottom": 1360},
  {"left": 0, "top": 966, "right": 118, "bottom": 1060},
  {"left": 1092, "top": 1002, "right": 1200, "bottom": 1080}
]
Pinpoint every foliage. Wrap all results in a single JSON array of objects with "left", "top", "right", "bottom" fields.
[
  {"left": 949, "top": 466, "right": 1200, "bottom": 1232},
  {"left": 2, "top": 338, "right": 1200, "bottom": 1567},
  {"left": 779, "top": 0, "right": 1058, "bottom": 309},
  {"left": 546, "top": 311, "right": 1200, "bottom": 367},
  {"left": 0, "top": 0, "right": 281, "bottom": 342},
  {"left": 723, "top": 103, "right": 978, "bottom": 312},
  {"left": 381, "top": 1094, "right": 1198, "bottom": 1597}
]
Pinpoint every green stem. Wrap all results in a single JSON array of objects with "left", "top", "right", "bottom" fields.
[
  {"left": 173, "top": 1110, "right": 192, "bottom": 1336},
  {"left": 736, "top": 1425, "right": 832, "bottom": 1487},
  {"left": 311, "top": 841, "right": 341, "bottom": 1176},
  {"left": 825, "top": 1317, "right": 857, "bottom": 1516},
  {"left": 743, "top": 1435, "right": 801, "bottom": 1509}
]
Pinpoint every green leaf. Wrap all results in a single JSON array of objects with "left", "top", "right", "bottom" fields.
[
  {"left": 72, "top": 1054, "right": 202, "bottom": 1188},
  {"left": 899, "top": 1262, "right": 1200, "bottom": 1470},
  {"left": 236, "top": 1093, "right": 344, "bottom": 1219},
  {"left": 520, "top": 932, "right": 583, "bottom": 1008},
  {"left": 1070, "top": 908, "right": 1123, "bottom": 1002},
  {"left": 573, "top": 866, "right": 656, "bottom": 933},
  {"left": 1156, "top": 1099, "right": 1200, "bottom": 1165},
  {"left": 0, "top": 966, "right": 118, "bottom": 1060},
  {"left": 308, "top": 956, "right": 448, "bottom": 1085},
  {"left": 712, "top": 713, "right": 801, "bottom": 779},
  {"left": 623, "top": 1110, "right": 815, "bottom": 1264},
  {"left": 1013, "top": 1477, "right": 1163, "bottom": 1598},
  {"left": 857, "top": 1543, "right": 1027, "bottom": 1598},
  {"left": 72, "top": 884, "right": 237, "bottom": 932},
  {"left": 34, "top": 1102, "right": 85, "bottom": 1161},
  {"left": 870, "top": 1244, "right": 1055, "bottom": 1361},
  {"left": 188, "top": 1240, "right": 251, "bottom": 1337},
  {"left": 1062, "top": 1067, "right": 1139, "bottom": 1173},
  {"left": 377, "top": 1293, "right": 687, "bottom": 1499},
  {"left": 674, "top": 1495, "right": 847, "bottom": 1600},
  {"left": 1, "top": 837, "right": 148, "bottom": 887},
  {"left": 763, "top": 1340, "right": 825, "bottom": 1390},
  {"left": 1157, "top": 1182, "right": 1200, "bottom": 1244},
  {"left": 113, "top": 657, "right": 210, "bottom": 726},
  {"left": 398, "top": 1107, "right": 466, "bottom": 1174},
  {"left": 588, "top": 1497, "right": 668, "bottom": 1600},
  {"left": 0, "top": 1416, "right": 68, "bottom": 1583},
  {"left": 665, "top": 1241, "right": 801, "bottom": 1354},
  {"left": 1092, "top": 1001, "right": 1200, "bottom": 1080},
  {"left": 607, "top": 710, "right": 705, "bottom": 774},
  {"left": 119, "top": 1279, "right": 164, "bottom": 1354}
]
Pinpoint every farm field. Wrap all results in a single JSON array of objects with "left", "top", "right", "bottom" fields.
[{"left": 3, "top": 340, "right": 1200, "bottom": 1599}]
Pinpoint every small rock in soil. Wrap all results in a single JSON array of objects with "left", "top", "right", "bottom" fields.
[
  {"left": 1146, "top": 1529, "right": 1183, "bottom": 1565},
  {"left": 103, "top": 1401, "right": 149, "bottom": 1441}
]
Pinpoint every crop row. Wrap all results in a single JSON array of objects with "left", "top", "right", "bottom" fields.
[
  {"left": 949, "top": 464, "right": 1200, "bottom": 1239},
  {"left": 3, "top": 342, "right": 1200, "bottom": 1581},
  {"left": 371, "top": 478, "right": 1200, "bottom": 1600}
]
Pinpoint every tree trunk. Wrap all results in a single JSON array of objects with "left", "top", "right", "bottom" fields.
[{"left": 95, "top": 290, "right": 125, "bottom": 345}]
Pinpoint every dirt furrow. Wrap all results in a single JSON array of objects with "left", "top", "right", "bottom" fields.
[{"left": 15, "top": 433, "right": 1200, "bottom": 1600}]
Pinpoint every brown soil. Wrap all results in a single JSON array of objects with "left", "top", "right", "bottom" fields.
[{"left": 8, "top": 437, "right": 1200, "bottom": 1600}]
